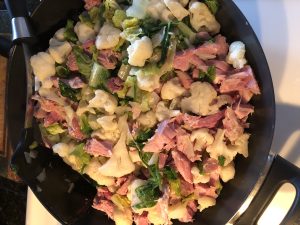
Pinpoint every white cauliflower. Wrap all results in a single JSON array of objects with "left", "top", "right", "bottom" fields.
[
  {"left": 197, "top": 196, "right": 216, "bottom": 212},
  {"left": 164, "top": 0, "right": 189, "bottom": 21},
  {"left": 229, "top": 133, "right": 250, "bottom": 158},
  {"left": 114, "top": 208, "right": 133, "bottom": 225},
  {"left": 52, "top": 143, "right": 72, "bottom": 158},
  {"left": 137, "top": 111, "right": 157, "bottom": 128},
  {"left": 226, "top": 41, "right": 247, "bottom": 69},
  {"left": 83, "top": 157, "right": 115, "bottom": 186},
  {"left": 48, "top": 38, "right": 72, "bottom": 64},
  {"left": 147, "top": 0, "right": 174, "bottom": 22},
  {"left": 206, "top": 129, "right": 238, "bottom": 166},
  {"left": 127, "top": 36, "right": 153, "bottom": 67},
  {"left": 208, "top": 95, "right": 233, "bottom": 115},
  {"left": 181, "top": 82, "right": 218, "bottom": 116},
  {"left": 141, "top": 92, "right": 161, "bottom": 111},
  {"left": 76, "top": 100, "right": 96, "bottom": 117},
  {"left": 191, "top": 166, "right": 210, "bottom": 184},
  {"left": 190, "top": 128, "right": 214, "bottom": 150},
  {"left": 126, "top": 0, "right": 149, "bottom": 19},
  {"left": 54, "top": 28, "right": 66, "bottom": 41},
  {"left": 155, "top": 101, "right": 181, "bottom": 122},
  {"left": 38, "top": 88, "right": 66, "bottom": 106},
  {"left": 92, "top": 115, "right": 120, "bottom": 142},
  {"left": 179, "top": 0, "right": 188, "bottom": 7},
  {"left": 97, "top": 115, "right": 119, "bottom": 132},
  {"left": 161, "top": 78, "right": 186, "bottom": 100},
  {"left": 74, "top": 22, "right": 96, "bottom": 43},
  {"left": 168, "top": 202, "right": 189, "bottom": 220},
  {"left": 220, "top": 162, "right": 235, "bottom": 182},
  {"left": 189, "top": 2, "right": 220, "bottom": 34},
  {"left": 98, "top": 115, "right": 135, "bottom": 177},
  {"left": 127, "top": 179, "right": 147, "bottom": 207},
  {"left": 88, "top": 90, "right": 118, "bottom": 115},
  {"left": 87, "top": 114, "right": 101, "bottom": 130},
  {"left": 30, "top": 52, "right": 55, "bottom": 84},
  {"left": 129, "top": 150, "right": 142, "bottom": 163},
  {"left": 96, "top": 23, "right": 121, "bottom": 50}
]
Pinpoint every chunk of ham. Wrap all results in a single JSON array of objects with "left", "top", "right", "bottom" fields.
[
  {"left": 143, "top": 120, "right": 177, "bottom": 153},
  {"left": 116, "top": 175, "right": 134, "bottom": 195},
  {"left": 85, "top": 138, "right": 113, "bottom": 157},
  {"left": 180, "top": 178, "right": 194, "bottom": 197},
  {"left": 134, "top": 212, "right": 149, "bottom": 225},
  {"left": 44, "top": 111, "right": 65, "bottom": 127},
  {"left": 176, "top": 71, "right": 193, "bottom": 89},
  {"left": 82, "top": 39, "right": 95, "bottom": 54},
  {"left": 68, "top": 117, "right": 86, "bottom": 140},
  {"left": 93, "top": 187, "right": 114, "bottom": 219},
  {"left": 158, "top": 153, "right": 168, "bottom": 169},
  {"left": 194, "top": 183, "right": 218, "bottom": 198},
  {"left": 65, "top": 77, "right": 85, "bottom": 89},
  {"left": 66, "top": 52, "right": 79, "bottom": 71},
  {"left": 233, "top": 103, "right": 254, "bottom": 119},
  {"left": 98, "top": 49, "right": 122, "bottom": 70},
  {"left": 172, "top": 150, "right": 193, "bottom": 184},
  {"left": 107, "top": 77, "right": 124, "bottom": 93},
  {"left": 84, "top": 0, "right": 101, "bottom": 10},
  {"left": 206, "top": 60, "right": 231, "bottom": 72},
  {"left": 182, "top": 110, "right": 225, "bottom": 130},
  {"left": 176, "top": 132, "right": 196, "bottom": 162},
  {"left": 222, "top": 107, "right": 244, "bottom": 142},
  {"left": 173, "top": 50, "right": 194, "bottom": 72},
  {"left": 179, "top": 201, "right": 197, "bottom": 223}
]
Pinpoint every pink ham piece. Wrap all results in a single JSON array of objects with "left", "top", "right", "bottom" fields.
[
  {"left": 34, "top": 107, "right": 47, "bottom": 119},
  {"left": 66, "top": 52, "right": 79, "bottom": 71},
  {"left": 194, "top": 183, "right": 218, "bottom": 198},
  {"left": 182, "top": 110, "right": 225, "bottom": 130},
  {"left": 176, "top": 132, "right": 196, "bottom": 162},
  {"left": 223, "top": 107, "right": 244, "bottom": 142},
  {"left": 107, "top": 77, "right": 124, "bottom": 93},
  {"left": 93, "top": 187, "right": 114, "bottom": 219},
  {"left": 96, "top": 187, "right": 113, "bottom": 200},
  {"left": 158, "top": 153, "right": 168, "bottom": 169},
  {"left": 98, "top": 49, "right": 122, "bottom": 70},
  {"left": 116, "top": 175, "right": 134, "bottom": 195},
  {"left": 82, "top": 39, "right": 95, "bottom": 54},
  {"left": 66, "top": 77, "right": 85, "bottom": 89},
  {"left": 173, "top": 50, "right": 194, "bottom": 71},
  {"left": 134, "top": 212, "right": 149, "bottom": 225},
  {"left": 206, "top": 60, "right": 231, "bottom": 72},
  {"left": 44, "top": 111, "right": 65, "bottom": 127},
  {"left": 84, "top": 0, "right": 101, "bottom": 10},
  {"left": 233, "top": 103, "right": 254, "bottom": 119},
  {"left": 203, "top": 158, "right": 220, "bottom": 174},
  {"left": 180, "top": 178, "right": 194, "bottom": 197},
  {"left": 176, "top": 71, "right": 193, "bottom": 89},
  {"left": 143, "top": 120, "right": 177, "bottom": 153},
  {"left": 68, "top": 117, "right": 86, "bottom": 140},
  {"left": 85, "top": 138, "right": 113, "bottom": 157},
  {"left": 172, "top": 150, "right": 193, "bottom": 184}
]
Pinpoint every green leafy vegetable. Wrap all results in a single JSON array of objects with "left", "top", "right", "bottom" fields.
[
  {"left": 59, "top": 80, "right": 80, "bottom": 102},
  {"left": 111, "top": 194, "right": 131, "bottom": 210},
  {"left": 199, "top": 65, "right": 216, "bottom": 83},
  {"left": 164, "top": 166, "right": 181, "bottom": 196},
  {"left": 159, "top": 22, "right": 172, "bottom": 66},
  {"left": 89, "top": 6, "right": 101, "bottom": 24},
  {"left": 64, "top": 20, "right": 78, "bottom": 43},
  {"left": 163, "top": 166, "right": 178, "bottom": 180},
  {"left": 79, "top": 114, "right": 93, "bottom": 135},
  {"left": 72, "top": 46, "right": 93, "bottom": 78},
  {"left": 121, "top": 26, "right": 143, "bottom": 42},
  {"left": 79, "top": 12, "right": 94, "bottom": 28},
  {"left": 46, "top": 123, "right": 66, "bottom": 135},
  {"left": 197, "top": 161, "right": 205, "bottom": 174},
  {"left": 89, "top": 62, "right": 110, "bottom": 89},
  {"left": 104, "top": 0, "right": 121, "bottom": 20},
  {"left": 149, "top": 163, "right": 162, "bottom": 189},
  {"left": 112, "top": 9, "right": 127, "bottom": 28},
  {"left": 39, "top": 124, "right": 60, "bottom": 145},
  {"left": 204, "top": 0, "right": 219, "bottom": 15},
  {"left": 56, "top": 65, "right": 70, "bottom": 78},
  {"left": 218, "top": 155, "right": 226, "bottom": 167},
  {"left": 135, "top": 129, "right": 155, "bottom": 143},
  {"left": 122, "top": 17, "right": 140, "bottom": 29},
  {"left": 177, "top": 21, "right": 196, "bottom": 42},
  {"left": 141, "top": 17, "right": 165, "bottom": 37},
  {"left": 70, "top": 143, "right": 91, "bottom": 166},
  {"left": 134, "top": 180, "right": 161, "bottom": 209}
]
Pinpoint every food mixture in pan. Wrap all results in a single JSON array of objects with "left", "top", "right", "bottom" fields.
[{"left": 30, "top": 0, "right": 260, "bottom": 224}]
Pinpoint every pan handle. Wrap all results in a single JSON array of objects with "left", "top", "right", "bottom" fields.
[
  {"left": 4, "top": 0, "right": 28, "bottom": 18},
  {"left": 0, "top": 36, "right": 12, "bottom": 58},
  {"left": 236, "top": 155, "right": 300, "bottom": 225}
]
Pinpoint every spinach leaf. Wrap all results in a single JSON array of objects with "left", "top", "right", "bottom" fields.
[
  {"left": 56, "top": 65, "right": 70, "bottom": 78},
  {"left": 197, "top": 161, "right": 205, "bottom": 174},
  {"left": 204, "top": 0, "right": 219, "bottom": 15},
  {"left": 169, "top": 179, "right": 181, "bottom": 196},
  {"left": 141, "top": 17, "right": 165, "bottom": 37},
  {"left": 64, "top": 20, "right": 78, "bottom": 43},
  {"left": 164, "top": 166, "right": 181, "bottom": 196},
  {"left": 163, "top": 166, "right": 178, "bottom": 180},
  {"left": 134, "top": 180, "right": 161, "bottom": 209},
  {"left": 59, "top": 80, "right": 80, "bottom": 102},
  {"left": 79, "top": 114, "right": 93, "bottom": 135},
  {"left": 149, "top": 163, "right": 162, "bottom": 189},
  {"left": 89, "top": 62, "right": 110, "bottom": 89},
  {"left": 134, "top": 201, "right": 157, "bottom": 209},
  {"left": 218, "top": 155, "right": 226, "bottom": 167},
  {"left": 199, "top": 65, "right": 216, "bottom": 83},
  {"left": 135, "top": 129, "right": 155, "bottom": 143},
  {"left": 159, "top": 22, "right": 172, "bottom": 66},
  {"left": 70, "top": 143, "right": 91, "bottom": 168},
  {"left": 72, "top": 46, "right": 93, "bottom": 79}
]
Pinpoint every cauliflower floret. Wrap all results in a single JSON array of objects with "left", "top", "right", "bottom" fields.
[
  {"left": 197, "top": 196, "right": 216, "bottom": 212},
  {"left": 127, "top": 36, "right": 153, "bottom": 67},
  {"left": 190, "top": 128, "right": 214, "bottom": 150},
  {"left": 74, "top": 22, "right": 96, "bottom": 43},
  {"left": 129, "top": 150, "right": 142, "bottom": 163},
  {"left": 168, "top": 202, "right": 189, "bottom": 220},
  {"left": 137, "top": 111, "right": 157, "bottom": 128},
  {"left": 226, "top": 41, "right": 247, "bottom": 69},
  {"left": 83, "top": 157, "right": 115, "bottom": 186},
  {"left": 127, "top": 179, "right": 147, "bottom": 206},
  {"left": 30, "top": 52, "right": 55, "bottom": 83},
  {"left": 126, "top": 0, "right": 149, "bottom": 19},
  {"left": 48, "top": 38, "right": 72, "bottom": 64},
  {"left": 38, "top": 88, "right": 66, "bottom": 106},
  {"left": 155, "top": 101, "right": 181, "bottom": 122},
  {"left": 220, "top": 162, "right": 235, "bottom": 182},
  {"left": 181, "top": 82, "right": 218, "bottom": 116},
  {"left": 97, "top": 115, "right": 119, "bottom": 131},
  {"left": 76, "top": 100, "right": 96, "bottom": 117},
  {"left": 114, "top": 208, "right": 133, "bottom": 225},
  {"left": 229, "top": 133, "right": 250, "bottom": 158},
  {"left": 53, "top": 143, "right": 72, "bottom": 158},
  {"left": 189, "top": 2, "right": 220, "bottom": 34},
  {"left": 92, "top": 115, "right": 120, "bottom": 142},
  {"left": 191, "top": 166, "right": 210, "bottom": 184},
  {"left": 88, "top": 90, "right": 118, "bottom": 115},
  {"left": 164, "top": 0, "right": 189, "bottom": 21},
  {"left": 98, "top": 115, "right": 135, "bottom": 177},
  {"left": 161, "top": 77, "right": 186, "bottom": 100},
  {"left": 54, "top": 28, "right": 66, "bottom": 41},
  {"left": 179, "top": 0, "right": 189, "bottom": 7},
  {"left": 96, "top": 23, "right": 121, "bottom": 50},
  {"left": 206, "top": 129, "right": 237, "bottom": 166},
  {"left": 147, "top": 0, "right": 174, "bottom": 22},
  {"left": 92, "top": 129, "right": 120, "bottom": 142}
]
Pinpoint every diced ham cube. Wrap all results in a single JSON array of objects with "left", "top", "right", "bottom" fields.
[
  {"left": 85, "top": 138, "right": 113, "bottom": 157},
  {"left": 171, "top": 150, "right": 193, "bottom": 184}
]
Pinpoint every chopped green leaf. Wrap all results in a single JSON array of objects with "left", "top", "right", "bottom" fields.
[
  {"left": 218, "top": 155, "right": 226, "bottom": 166},
  {"left": 46, "top": 123, "right": 66, "bottom": 135},
  {"left": 104, "top": 0, "right": 121, "bottom": 20},
  {"left": 135, "top": 129, "right": 155, "bottom": 143},
  {"left": 134, "top": 180, "right": 161, "bottom": 209},
  {"left": 112, "top": 9, "right": 127, "bottom": 28},
  {"left": 199, "top": 65, "right": 216, "bottom": 83},
  {"left": 149, "top": 163, "right": 162, "bottom": 189},
  {"left": 79, "top": 114, "right": 93, "bottom": 135},
  {"left": 159, "top": 22, "right": 172, "bottom": 66},
  {"left": 121, "top": 26, "right": 143, "bottom": 42},
  {"left": 204, "top": 0, "right": 219, "bottom": 15},
  {"left": 169, "top": 179, "right": 181, "bottom": 196},
  {"left": 134, "top": 201, "right": 157, "bottom": 209},
  {"left": 59, "top": 80, "right": 80, "bottom": 102},
  {"left": 89, "top": 6, "right": 101, "bottom": 24},
  {"left": 197, "top": 161, "right": 205, "bottom": 175},
  {"left": 64, "top": 20, "right": 78, "bottom": 43},
  {"left": 89, "top": 62, "right": 110, "bottom": 89},
  {"left": 70, "top": 143, "right": 91, "bottom": 166},
  {"left": 72, "top": 46, "right": 93, "bottom": 78},
  {"left": 79, "top": 12, "right": 94, "bottom": 28},
  {"left": 164, "top": 166, "right": 181, "bottom": 196},
  {"left": 56, "top": 65, "right": 70, "bottom": 78},
  {"left": 163, "top": 166, "right": 178, "bottom": 180},
  {"left": 177, "top": 21, "right": 196, "bottom": 42},
  {"left": 122, "top": 17, "right": 140, "bottom": 29},
  {"left": 141, "top": 17, "right": 165, "bottom": 37}
]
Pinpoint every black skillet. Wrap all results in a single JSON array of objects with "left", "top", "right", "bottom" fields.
[{"left": 0, "top": 0, "right": 300, "bottom": 224}]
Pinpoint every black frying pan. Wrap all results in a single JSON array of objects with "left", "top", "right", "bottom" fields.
[{"left": 0, "top": 0, "right": 300, "bottom": 224}]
